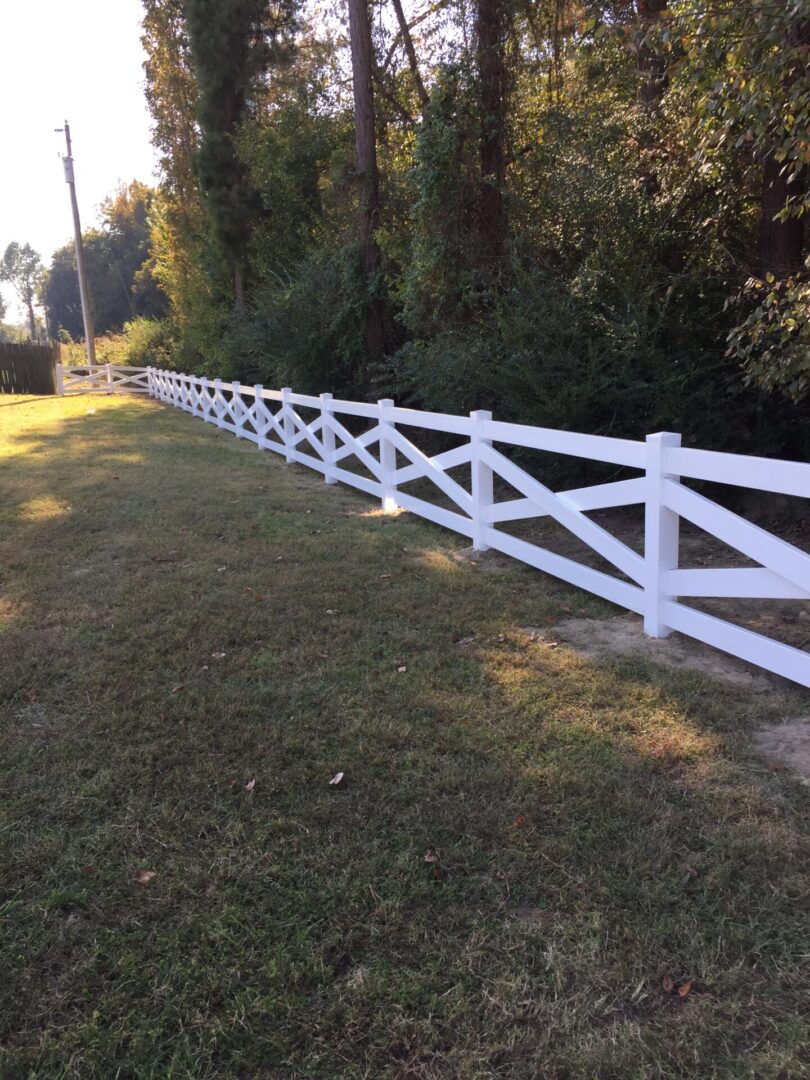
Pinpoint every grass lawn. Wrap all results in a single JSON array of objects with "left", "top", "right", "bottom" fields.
[{"left": 2, "top": 393, "right": 810, "bottom": 1079}]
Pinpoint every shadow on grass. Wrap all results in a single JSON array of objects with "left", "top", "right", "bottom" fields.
[{"left": 1, "top": 396, "right": 810, "bottom": 1079}]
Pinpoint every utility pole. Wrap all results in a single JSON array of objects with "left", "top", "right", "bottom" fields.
[{"left": 56, "top": 120, "right": 96, "bottom": 369}]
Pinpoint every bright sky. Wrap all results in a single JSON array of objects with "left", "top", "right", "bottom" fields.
[{"left": 0, "top": 0, "right": 158, "bottom": 321}]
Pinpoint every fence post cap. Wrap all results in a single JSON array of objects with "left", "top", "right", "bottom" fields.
[{"left": 646, "top": 431, "right": 681, "bottom": 445}]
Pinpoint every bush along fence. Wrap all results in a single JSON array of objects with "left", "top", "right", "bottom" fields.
[
  {"left": 0, "top": 342, "right": 59, "bottom": 395},
  {"left": 57, "top": 363, "right": 810, "bottom": 689}
]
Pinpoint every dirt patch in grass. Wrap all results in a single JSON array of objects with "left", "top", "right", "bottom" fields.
[
  {"left": 3, "top": 395, "right": 810, "bottom": 1078},
  {"left": 521, "top": 615, "right": 777, "bottom": 692},
  {"left": 754, "top": 719, "right": 810, "bottom": 785}
]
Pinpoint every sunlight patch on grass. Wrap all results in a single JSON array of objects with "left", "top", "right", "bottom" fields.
[{"left": 15, "top": 495, "right": 72, "bottom": 522}]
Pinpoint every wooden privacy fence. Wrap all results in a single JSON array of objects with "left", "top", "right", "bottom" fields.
[
  {"left": 0, "top": 342, "right": 59, "bottom": 394},
  {"left": 57, "top": 364, "right": 151, "bottom": 395},
  {"left": 65, "top": 363, "right": 810, "bottom": 689}
]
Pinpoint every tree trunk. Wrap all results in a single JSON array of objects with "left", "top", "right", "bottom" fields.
[
  {"left": 234, "top": 263, "right": 246, "bottom": 313},
  {"left": 475, "top": 0, "right": 507, "bottom": 264},
  {"left": 26, "top": 294, "right": 36, "bottom": 341},
  {"left": 636, "top": 0, "right": 669, "bottom": 109},
  {"left": 390, "top": 0, "right": 429, "bottom": 110},
  {"left": 348, "top": 0, "right": 386, "bottom": 364},
  {"left": 758, "top": 156, "right": 806, "bottom": 279}
]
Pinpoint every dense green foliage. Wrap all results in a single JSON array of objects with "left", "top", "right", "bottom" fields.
[
  {"left": 41, "top": 182, "right": 167, "bottom": 341},
  {"left": 140, "top": 0, "right": 810, "bottom": 456}
]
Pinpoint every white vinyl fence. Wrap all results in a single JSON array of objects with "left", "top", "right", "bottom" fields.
[
  {"left": 57, "top": 363, "right": 810, "bottom": 689},
  {"left": 57, "top": 364, "right": 150, "bottom": 395}
]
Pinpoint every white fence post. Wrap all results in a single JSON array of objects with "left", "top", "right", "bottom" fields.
[
  {"left": 55, "top": 364, "right": 64, "bottom": 396},
  {"left": 106, "top": 362, "right": 113, "bottom": 393},
  {"left": 253, "top": 384, "right": 264, "bottom": 441},
  {"left": 321, "top": 392, "right": 337, "bottom": 484},
  {"left": 233, "top": 381, "right": 244, "bottom": 435},
  {"left": 281, "top": 387, "right": 294, "bottom": 463},
  {"left": 470, "top": 409, "right": 493, "bottom": 551},
  {"left": 214, "top": 378, "right": 224, "bottom": 427},
  {"left": 378, "top": 398, "right": 397, "bottom": 512},
  {"left": 644, "top": 431, "right": 682, "bottom": 638}
]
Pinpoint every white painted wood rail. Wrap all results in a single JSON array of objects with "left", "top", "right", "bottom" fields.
[
  {"left": 71, "top": 364, "right": 810, "bottom": 688},
  {"left": 58, "top": 364, "right": 151, "bottom": 394}
]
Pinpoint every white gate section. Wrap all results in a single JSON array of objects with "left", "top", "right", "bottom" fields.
[
  {"left": 69, "top": 364, "right": 810, "bottom": 688},
  {"left": 57, "top": 364, "right": 151, "bottom": 395}
]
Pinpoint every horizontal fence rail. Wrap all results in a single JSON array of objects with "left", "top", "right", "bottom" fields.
[
  {"left": 71, "top": 364, "right": 810, "bottom": 689},
  {"left": 57, "top": 364, "right": 151, "bottom": 395}
]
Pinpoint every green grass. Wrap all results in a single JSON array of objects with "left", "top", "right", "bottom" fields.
[{"left": 2, "top": 393, "right": 810, "bottom": 1079}]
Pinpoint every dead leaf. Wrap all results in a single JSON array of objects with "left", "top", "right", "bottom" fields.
[
  {"left": 684, "top": 864, "right": 698, "bottom": 879},
  {"left": 543, "top": 641, "right": 559, "bottom": 649},
  {"left": 329, "top": 771, "right": 345, "bottom": 787},
  {"left": 511, "top": 814, "right": 527, "bottom": 830},
  {"left": 424, "top": 847, "right": 440, "bottom": 865},
  {"left": 212, "top": 651, "right": 226, "bottom": 659},
  {"left": 379, "top": 573, "right": 392, "bottom": 579},
  {"left": 397, "top": 665, "right": 407, "bottom": 673},
  {"left": 171, "top": 683, "right": 185, "bottom": 695},
  {"left": 454, "top": 636, "right": 475, "bottom": 646},
  {"left": 245, "top": 778, "right": 256, "bottom": 792},
  {"left": 216, "top": 566, "right": 227, "bottom": 572},
  {"left": 133, "top": 869, "right": 156, "bottom": 885},
  {"left": 432, "top": 864, "right": 443, "bottom": 880},
  {"left": 469, "top": 561, "right": 480, "bottom": 570},
  {"left": 274, "top": 556, "right": 283, "bottom": 562},
  {"left": 326, "top": 609, "right": 337, "bottom": 615},
  {"left": 80, "top": 864, "right": 96, "bottom": 875},
  {"left": 662, "top": 974, "right": 675, "bottom": 994},
  {"left": 678, "top": 980, "right": 692, "bottom": 999}
]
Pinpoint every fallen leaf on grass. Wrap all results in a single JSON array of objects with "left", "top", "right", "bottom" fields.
[
  {"left": 133, "top": 869, "right": 156, "bottom": 885},
  {"left": 171, "top": 684, "right": 185, "bottom": 695},
  {"left": 454, "top": 636, "right": 475, "bottom": 647},
  {"left": 432, "top": 864, "right": 443, "bottom": 880},
  {"left": 80, "top": 865, "right": 96, "bottom": 875},
  {"left": 424, "top": 847, "right": 440, "bottom": 865},
  {"left": 329, "top": 772, "right": 345, "bottom": 787},
  {"left": 511, "top": 814, "right": 527, "bottom": 830},
  {"left": 678, "top": 980, "right": 692, "bottom": 998},
  {"left": 469, "top": 561, "right": 480, "bottom": 570},
  {"left": 326, "top": 609, "right": 337, "bottom": 615},
  {"left": 397, "top": 665, "right": 407, "bottom": 673},
  {"left": 245, "top": 778, "right": 256, "bottom": 792},
  {"left": 212, "top": 651, "right": 226, "bottom": 659}
]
